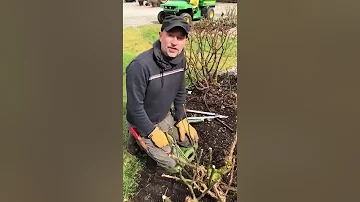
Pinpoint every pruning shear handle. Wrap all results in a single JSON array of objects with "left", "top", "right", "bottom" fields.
[
  {"left": 185, "top": 108, "right": 228, "bottom": 122},
  {"left": 129, "top": 127, "right": 148, "bottom": 151}
]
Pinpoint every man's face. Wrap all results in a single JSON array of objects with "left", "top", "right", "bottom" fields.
[{"left": 159, "top": 27, "right": 188, "bottom": 58}]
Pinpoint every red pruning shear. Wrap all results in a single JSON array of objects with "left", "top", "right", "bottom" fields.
[{"left": 129, "top": 127, "right": 148, "bottom": 151}]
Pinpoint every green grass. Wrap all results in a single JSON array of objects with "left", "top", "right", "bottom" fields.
[
  {"left": 122, "top": 24, "right": 161, "bottom": 53},
  {"left": 123, "top": 126, "right": 143, "bottom": 200},
  {"left": 122, "top": 52, "right": 137, "bottom": 97},
  {"left": 139, "top": 25, "right": 160, "bottom": 43},
  {"left": 122, "top": 24, "right": 237, "bottom": 201},
  {"left": 186, "top": 36, "right": 237, "bottom": 70},
  {"left": 122, "top": 48, "right": 143, "bottom": 201}
]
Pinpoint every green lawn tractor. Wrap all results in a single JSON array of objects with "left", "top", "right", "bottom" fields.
[{"left": 157, "top": 0, "right": 216, "bottom": 24}]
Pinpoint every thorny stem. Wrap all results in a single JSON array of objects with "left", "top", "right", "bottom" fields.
[
  {"left": 182, "top": 103, "right": 196, "bottom": 147},
  {"left": 197, "top": 184, "right": 214, "bottom": 200},
  {"left": 217, "top": 183, "right": 237, "bottom": 196},
  {"left": 207, "top": 165, "right": 215, "bottom": 186},
  {"left": 194, "top": 183, "right": 217, "bottom": 199},
  {"left": 183, "top": 167, "right": 193, "bottom": 179},
  {"left": 225, "top": 157, "right": 236, "bottom": 195},
  {"left": 197, "top": 177, "right": 217, "bottom": 200},
  {"left": 226, "top": 130, "right": 237, "bottom": 162},
  {"left": 181, "top": 103, "right": 199, "bottom": 182},
  {"left": 161, "top": 174, "right": 178, "bottom": 180},
  {"left": 223, "top": 186, "right": 237, "bottom": 192},
  {"left": 198, "top": 149, "right": 204, "bottom": 164},
  {"left": 225, "top": 131, "right": 237, "bottom": 195},
  {"left": 170, "top": 154, "right": 197, "bottom": 170},
  {"left": 192, "top": 149, "right": 203, "bottom": 183},
  {"left": 207, "top": 148, "right": 213, "bottom": 177},
  {"left": 213, "top": 184, "right": 226, "bottom": 202},
  {"left": 163, "top": 14, "right": 238, "bottom": 199},
  {"left": 186, "top": 16, "right": 236, "bottom": 91},
  {"left": 179, "top": 169, "right": 196, "bottom": 200},
  {"left": 162, "top": 174, "right": 192, "bottom": 184},
  {"left": 188, "top": 34, "right": 209, "bottom": 90},
  {"left": 191, "top": 168, "right": 197, "bottom": 188}
]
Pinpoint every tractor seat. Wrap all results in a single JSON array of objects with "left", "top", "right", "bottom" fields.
[{"left": 189, "top": 0, "right": 199, "bottom": 8}]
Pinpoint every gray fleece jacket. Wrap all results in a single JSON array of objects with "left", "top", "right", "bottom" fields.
[{"left": 126, "top": 40, "right": 187, "bottom": 137}]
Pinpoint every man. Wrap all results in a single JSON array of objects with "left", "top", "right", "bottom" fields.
[{"left": 125, "top": 16, "right": 199, "bottom": 172}]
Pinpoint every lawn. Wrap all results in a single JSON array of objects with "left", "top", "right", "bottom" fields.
[
  {"left": 122, "top": 24, "right": 237, "bottom": 201},
  {"left": 122, "top": 25, "right": 160, "bottom": 200},
  {"left": 122, "top": 52, "right": 143, "bottom": 201}
]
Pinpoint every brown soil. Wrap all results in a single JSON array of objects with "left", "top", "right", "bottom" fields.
[{"left": 129, "top": 74, "right": 237, "bottom": 202}]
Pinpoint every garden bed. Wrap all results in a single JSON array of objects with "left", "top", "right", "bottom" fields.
[{"left": 129, "top": 73, "right": 237, "bottom": 202}]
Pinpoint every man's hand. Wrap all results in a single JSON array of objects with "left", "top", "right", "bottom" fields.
[
  {"left": 148, "top": 127, "right": 169, "bottom": 148},
  {"left": 176, "top": 118, "right": 199, "bottom": 142}
]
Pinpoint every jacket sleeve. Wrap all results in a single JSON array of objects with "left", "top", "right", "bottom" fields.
[
  {"left": 126, "top": 60, "right": 155, "bottom": 137},
  {"left": 173, "top": 60, "right": 187, "bottom": 121}
]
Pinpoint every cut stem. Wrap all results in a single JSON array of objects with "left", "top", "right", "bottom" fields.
[{"left": 179, "top": 169, "right": 196, "bottom": 199}]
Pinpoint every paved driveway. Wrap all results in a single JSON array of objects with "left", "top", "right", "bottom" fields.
[{"left": 123, "top": 1, "right": 237, "bottom": 28}]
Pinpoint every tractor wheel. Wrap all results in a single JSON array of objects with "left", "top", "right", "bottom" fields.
[
  {"left": 201, "top": 7, "right": 208, "bottom": 18},
  {"left": 157, "top": 11, "right": 166, "bottom": 24},
  {"left": 180, "top": 13, "right": 192, "bottom": 24},
  {"left": 138, "top": 0, "right": 144, "bottom": 6},
  {"left": 206, "top": 7, "right": 215, "bottom": 20}
]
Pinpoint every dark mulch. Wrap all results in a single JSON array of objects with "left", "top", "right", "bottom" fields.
[{"left": 129, "top": 74, "right": 237, "bottom": 202}]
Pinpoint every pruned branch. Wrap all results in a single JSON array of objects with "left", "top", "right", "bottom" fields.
[
  {"left": 185, "top": 9, "right": 237, "bottom": 90},
  {"left": 160, "top": 7, "right": 238, "bottom": 202}
]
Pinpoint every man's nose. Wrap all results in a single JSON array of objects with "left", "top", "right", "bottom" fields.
[{"left": 170, "top": 37, "right": 178, "bottom": 45}]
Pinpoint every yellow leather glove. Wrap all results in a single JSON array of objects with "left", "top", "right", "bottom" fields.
[
  {"left": 148, "top": 127, "right": 169, "bottom": 148},
  {"left": 176, "top": 118, "right": 199, "bottom": 142}
]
